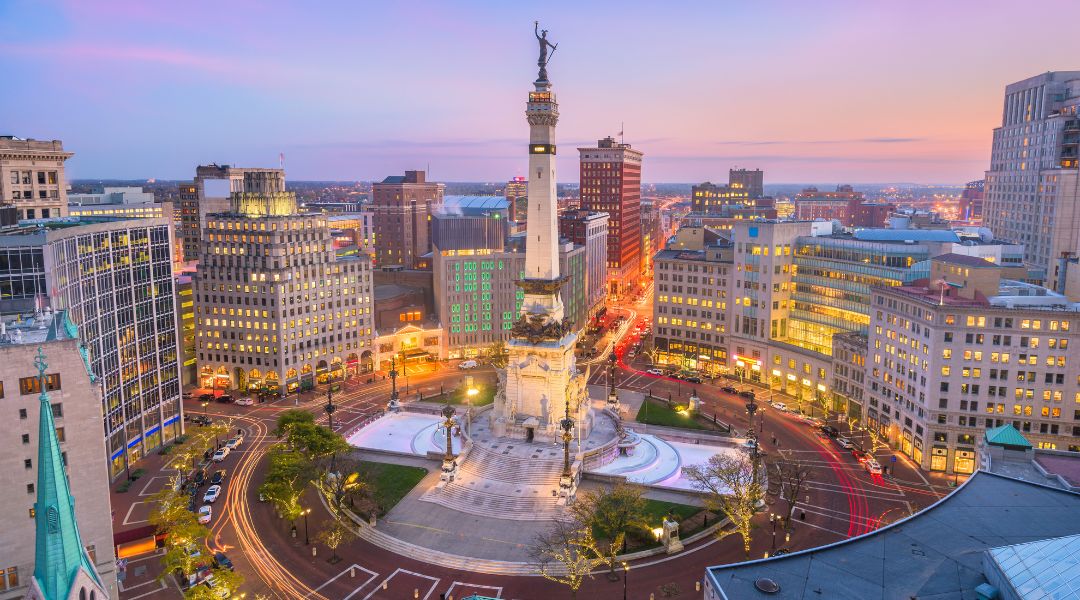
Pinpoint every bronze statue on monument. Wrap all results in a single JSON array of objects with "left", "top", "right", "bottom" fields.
[{"left": 535, "top": 21, "right": 557, "bottom": 82}]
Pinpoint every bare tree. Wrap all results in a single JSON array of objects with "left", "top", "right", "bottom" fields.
[
  {"left": 316, "top": 519, "right": 356, "bottom": 563},
  {"left": 684, "top": 452, "right": 763, "bottom": 558},
  {"left": 529, "top": 519, "right": 605, "bottom": 600},
  {"left": 568, "top": 483, "right": 648, "bottom": 557},
  {"left": 766, "top": 456, "right": 813, "bottom": 526}
]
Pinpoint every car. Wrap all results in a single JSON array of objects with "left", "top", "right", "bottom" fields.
[
  {"left": 193, "top": 469, "right": 207, "bottom": 486},
  {"left": 199, "top": 393, "right": 214, "bottom": 402},
  {"left": 212, "top": 552, "right": 234, "bottom": 571},
  {"left": 721, "top": 386, "right": 738, "bottom": 394},
  {"left": 850, "top": 448, "right": 868, "bottom": 462},
  {"left": 210, "top": 470, "right": 226, "bottom": 485},
  {"left": 203, "top": 485, "right": 222, "bottom": 503},
  {"left": 771, "top": 402, "right": 787, "bottom": 412},
  {"left": 215, "top": 394, "right": 233, "bottom": 403},
  {"left": 182, "top": 392, "right": 193, "bottom": 400},
  {"left": 836, "top": 436, "right": 853, "bottom": 449},
  {"left": 646, "top": 368, "right": 663, "bottom": 376},
  {"left": 684, "top": 376, "right": 702, "bottom": 384},
  {"left": 212, "top": 448, "right": 230, "bottom": 462},
  {"left": 820, "top": 425, "right": 840, "bottom": 438},
  {"left": 234, "top": 397, "right": 254, "bottom": 406},
  {"left": 225, "top": 437, "right": 242, "bottom": 450},
  {"left": 864, "top": 459, "right": 883, "bottom": 474},
  {"left": 197, "top": 505, "right": 212, "bottom": 524},
  {"left": 458, "top": 360, "right": 478, "bottom": 370},
  {"left": 738, "top": 390, "right": 756, "bottom": 399}
]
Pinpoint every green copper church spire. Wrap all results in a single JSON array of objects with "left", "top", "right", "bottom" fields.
[{"left": 30, "top": 347, "right": 103, "bottom": 600}]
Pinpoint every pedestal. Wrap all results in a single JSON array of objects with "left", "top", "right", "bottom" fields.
[
  {"left": 441, "top": 457, "right": 458, "bottom": 483},
  {"left": 662, "top": 518, "right": 683, "bottom": 554}
]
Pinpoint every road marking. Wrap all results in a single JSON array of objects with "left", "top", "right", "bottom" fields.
[
  {"left": 362, "top": 568, "right": 440, "bottom": 600},
  {"left": 303, "top": 563, "right": 378, "bottom": 600},
  {"left": 120, "top": 579, "right": 170, "bottom": 600},
  {"left": 445, "top": 582, "right": 503, "bottom": 598},
  {"left": 122, "top": 501, "right": 149, "bottom": 525},
  {"left": 138, "top": 475, "right": 172, "bottom": 497}
]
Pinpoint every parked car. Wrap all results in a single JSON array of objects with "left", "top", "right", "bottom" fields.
[
  {"left": 458, "top": 360, "right": 478, "bottom": 370},
  {"left": 820, "top": 425, "right": 840, "bottom": 438},
  {"left": 198, "top": 393, "right": 214, "bottom": 402},
  {"left": 203, "top": 485, "right": 222, "bottom": 503},
  {"left": 738, "top": 390, "right": 756, "bottom": 399},
  {"left": 864, "top": 459, "right": 883, "bottom": 475},
  {"left": 234, "top": 397, "right": 254, "bottom": 406},
  {"left": 772, "top": 402, "right": 787, "bottom": 412},
  {"left": 850, "top": 448, "right": 868, "bottom": 462},
  {"left": 835, "top": 436, "right": 853, "bottom": 449},
  {"left": 182, "top": 392, "right": 193, "bottom": 400},
  {"left": 215, "top": 394, "right": 233, "bottom": 403},
  {"left": 212, "top": 552, "right": 234, "bottom": 571},
  {"left": 210, "top": 470, "right": 226, "bottom": 486},
  {"left": 684, "top": 376, "right": 702, "bottom": 384},
  {"left": 193, "top": 469, "right": 207, "bottom": 486},
  {"left": 212, "top": 448, "right": 230, "bottom": 462},
  {"left": 225, "top": 436, "right": 242, "bottom": 450},
  {"left": 197, "top": 505, "right": 212, "bottom": 524},
  {"left": 646, "top": 368, "right": 663, "bottom": 376},
  {"left": 721, "top": 386, "right": 738, "bottom": 394}
]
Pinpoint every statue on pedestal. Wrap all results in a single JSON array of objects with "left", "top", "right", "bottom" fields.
[{"left": 534, "top": 21, "right": 558, "bottom": 82}]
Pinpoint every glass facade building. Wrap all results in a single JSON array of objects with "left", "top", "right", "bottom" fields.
[{"left": 0, "top": 217, "right": 181, "bottom": 478}]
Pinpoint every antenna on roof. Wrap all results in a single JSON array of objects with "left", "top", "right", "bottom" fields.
[
  {"left": 619, "top": 122, "right": 624, "bottom": 145},
  {"left": 279, "top": 152, "right": 285, "bottom": 170}
]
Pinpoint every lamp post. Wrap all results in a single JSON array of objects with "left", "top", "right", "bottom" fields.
[
  {"left": 559, "top": 398, "right": 575, "bottom": 498},
  {"left": 387, "top": 356, "right": 400, "bottom": 412},
  {"left": 770, "top": 513, "right": 777, "bottom": 551},
  {"left": 303, "top": 507, "right": 312, "bottom": 545},
  {"left": 622, "top": 562, "right": 629, "bottom": 600},
  {"left": 326, "top": 378, "right": 338, "bottom": 473},
  {"left": 440, "top": 402, "right": 457, "bottom": 482},
  {"left": 607, "top": 352, "right": 618, "bottom": 408}
]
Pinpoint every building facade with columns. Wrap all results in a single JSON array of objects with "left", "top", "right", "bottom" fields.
[{"left": 0, "top": 137, "right": 71, "bottom": 220}]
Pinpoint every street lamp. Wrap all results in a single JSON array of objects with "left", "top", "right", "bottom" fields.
[
  {"left": 622, "top": 562, "right": 629, "bottom": 600},
  {"left": 303, "top": 507, "right": 312, "bottom": 545},
  {"left": 770, "top": 513, "right": 777, "bottom": 551},
  {"left": 387, "top": 355, "right": 401, "bottom": 412}
]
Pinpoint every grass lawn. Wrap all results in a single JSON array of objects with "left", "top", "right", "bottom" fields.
[
  {"left": 425, "top": 385, "right": 496, "bottom": 407},
  {"left": 642, "top": 499, "right": 701, "bottom": 525},
  {"left": 635, "top": 397, "right": 709, "bottom": 430},
  {"left": 612, "top": 499, "right": 704, "bottom": 552},
  {"left": 358, "top": 461, "right": 428, "bottom": 515}
]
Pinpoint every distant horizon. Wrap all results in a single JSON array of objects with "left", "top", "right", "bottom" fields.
[
  {"left": 67, "top": 177, "right": 970, "bottom": 188},
  {"left": 4, "top": 2, "right": 1077, "bottom": 182}
]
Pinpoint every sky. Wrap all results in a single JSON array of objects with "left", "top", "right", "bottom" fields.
[{"left": 3, "top": 1, "right": 1080, "bottom": 184}]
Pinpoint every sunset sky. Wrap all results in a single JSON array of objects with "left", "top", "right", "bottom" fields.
[{"left": 3, "top": 0, "right": 1079, "bottom": 183}]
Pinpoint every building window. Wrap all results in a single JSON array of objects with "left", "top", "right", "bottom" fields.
[
  {"left": 21, "top": 434, "right": 29, "bottom": 444},
  {"left": 26, "top": 484, "right": 34, "bottom": 494},
  {"left": 19, "top": 408, "right": 27, "bottom": 419},
  {"left": 19, "top": 374, "right": 62, "bottom": 395},
  {"left": 51, "top": 403, "right": 62, "bottom": 418}
]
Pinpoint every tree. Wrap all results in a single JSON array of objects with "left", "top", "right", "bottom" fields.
[
  {"left": 148, "top": 482, "right": 212, "bottom": 584},
  {"left": 529, "top": 519, "right": 605, "bottom": 600},
  {"left": 286, "top": 421, "right": 350, "bottom": 468},
  {"left": 485, "top": 340, "right": 509, "bottom": 368},
  {"left": 273, "top": 409, "right": 315, "bottom": 438},
  {"left": 316, "top": 519, "right": 356, "bottom": 563},
  {"left": 259, "top": 447, "right": 314, "bottom": 524},
  {"left": 766, "top": 456, "right": 813, "bottom": 525},
  {"left": 569, "top": 483, "right": 648, "bottom": 557},
  {"left": 184, "top": 566, "right": 243, "bottom": 600},
  {"left": 684, "top": 452, "right": 763, "bottom": 558},
  {"left": 327, "top": 468, "right": 372, "bottom": 513}
]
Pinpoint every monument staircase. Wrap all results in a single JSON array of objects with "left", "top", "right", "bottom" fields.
[{"left": 420, "top": 441, "right": 568, "bottom": 520}]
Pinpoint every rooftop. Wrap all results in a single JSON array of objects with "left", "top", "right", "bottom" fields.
[
  {"left": 932, "top": 252, "right": 999, "bottom": 268},
  {"left": 440, "top": 195, "right": 510, "bottom": 215},
  {"left": 706, "top": 472, "right": 1080, "bottom": 600},
  {"left": 0, "top": 310, "right": 73, "bottom": 347}
]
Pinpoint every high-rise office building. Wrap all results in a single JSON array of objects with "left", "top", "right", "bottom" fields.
[
  {"left": 984, "top": 71, "right": 1080, "bottom": 291},
  {"left": 558, "top": 210, "right": 609, "bottom": 320},
  {"left": 179, "top": 165, "right": 286, "bottom": 266},
  {"left": 0, "top": 217, "right": 181, "bottom": 478},
  {"left": 505, "top": 176, "right": 528, "bottom": 228},
  {"left": 579, "top": 136, "right": 643, "bottom": 298},
  {"left": 371, "top": 170, "right": 445, "bottom": 270},
  {"left": 0, "top": 137, "right": 71, "bottom": 220},
  {"left": 0, "top": 324, "right": 116, "bottom": 600},
  {"left": 728, "top": 168, "right": 764, "bottom": 199},
  {"left": 194, "top": 188, "right": 374, "bottom": 394},
  {"left": 68, "top": 186, "right": 181, "bottom": 268}
]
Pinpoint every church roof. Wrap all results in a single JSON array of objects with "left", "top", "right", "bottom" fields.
[{"left": 31, "top": 347, "right": 102, "bottom": 600}]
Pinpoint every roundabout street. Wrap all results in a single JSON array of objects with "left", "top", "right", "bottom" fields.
[{"left": 120, "top": 306, "right": 951, "bottom": 600}]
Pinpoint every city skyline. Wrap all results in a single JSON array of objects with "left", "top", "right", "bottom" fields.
[{"left": 4, "top": 1, "right": 1080, "bottom": 183}]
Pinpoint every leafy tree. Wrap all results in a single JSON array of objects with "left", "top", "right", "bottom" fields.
[
  {"left": 286, "top": 421, "right": 350, "bottom": 466},
  {"left": 529, "top": 519, "right": 605, "bottom": 600},
  {"left": 684, "top": 452, "right": 763, "bottom": 557},
  {"left": 273, "top": 409, "right": 315, "bottom": 438},
  {"left": 316, "top": 519, "right": 356, "bottom": 563},
  {"left": 569, "top": 483, "right": 648, "bottom": 557},
  {"left": 148, "top": 482, "right": 212, "bottom": 585},
  {"left": 485, "top": 340, "right": 509, "bottom": 368},
  {"left": 259, "top": 447, "right": 313, "bottom": 523},
  {"left": 327, "top": 468, "right": 372, "bottom": 513},
  {"left": 184, "top": 566, "right": 243, "bottom": 600}
]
